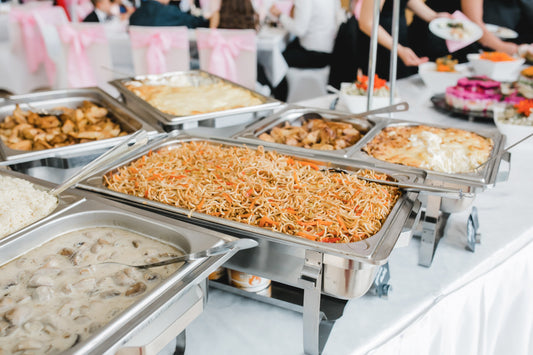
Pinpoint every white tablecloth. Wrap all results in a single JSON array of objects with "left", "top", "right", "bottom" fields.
[{"left": 182, "top": 76, "right": 533, "bottom": 354}]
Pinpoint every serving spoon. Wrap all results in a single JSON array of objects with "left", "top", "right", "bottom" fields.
[
  {"left": 49, "top": 129, "right": 148, "bottom": 196},
  {"left": 80, "top": 239, "right": 258, "bottom": 269},
  {"left": 474, "top": 131, "right": 533, "bottom": 171}
]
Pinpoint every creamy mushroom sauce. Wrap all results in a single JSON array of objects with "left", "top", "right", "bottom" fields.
[{"left": 0, "top": 227, "right": 183, "bottom": 354}]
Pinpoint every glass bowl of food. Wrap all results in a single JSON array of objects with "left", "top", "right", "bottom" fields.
[
  {"left": 493, "top": 99, "right": 533, "bottom": 146},
  {"left": 340, "top": 74, "right": 400, "bottom": 113}
]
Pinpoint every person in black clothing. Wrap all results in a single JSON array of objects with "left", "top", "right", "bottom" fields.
[
  {"left": 409, "top": 0, "right": 533, "bottom": 62},
  {"left": 357, "top": 0, "right": 451, "bottom": 80},
  {"left": 129, "top": 0, "right": 208, "bottom": 28},
  {"left": 83, "top": 0, "right": 114, "bottom": 22}
]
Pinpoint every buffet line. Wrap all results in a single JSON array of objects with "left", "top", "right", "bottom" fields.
[{"left": 0, "top": 68, "right": 520, "bottom": 355}]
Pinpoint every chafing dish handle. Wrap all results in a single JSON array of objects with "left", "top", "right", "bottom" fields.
[
  {"left": 496, "top": 151, "right": 511, "bottom": 183},
  {"left": 115, "top": 284, "right": 204, "bottom": 355}
]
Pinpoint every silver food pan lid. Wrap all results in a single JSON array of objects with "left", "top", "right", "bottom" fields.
[
  {"left": 348, "top": 118, "right": 509, "bottom": 191},
  {"left": 0, "top": 88, "right": 161, "bottom": 166},
  {"left": 77, "top": 132, "right": 425, "bottom": 265},
  {"left": 232, "top": 104, "right": 376, "bottom": 158},
  {"left": 110, "top": 70, "right": 281, "bottom": 127},
  {"left": 0, "top": 168, "right": 84, "bottom": 246},
  {"left": 0, "top": 191, "right": 253, "bottom": 354}
]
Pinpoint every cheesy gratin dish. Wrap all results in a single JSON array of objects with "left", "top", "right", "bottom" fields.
[
  {"left": 124, "top": 81, "right": 264, "bottom": 116},
  {"left": 362, "top": 125, "right": 493, "bottom": 173}
]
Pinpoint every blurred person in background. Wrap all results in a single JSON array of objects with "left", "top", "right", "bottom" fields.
[
  {"left": 129, "top": 0, "right": 208, "bottom": 27},
  {"left": 265, "top": 0, "right": 342, "bottom": 100},
  {"left": 209, "top": 0, "right": 258, "bottom": 30},
  {"left": 409, "top": 0, "right": 533, "bottom": 62},
  {"left": 83, "top": 0, "right": 115, "bottom": 22},
  {"left": 358, "top": 0, "right": 451, "bottom": 80}
]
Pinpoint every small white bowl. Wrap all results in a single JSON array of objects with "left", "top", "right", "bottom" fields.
[
  {"left": 339, "top": 82, "right": 400, "bottom": 113},
  {"left": 467, "top": 53, "right": 525, "bottom": 82},
  {"left": 493, "top": 104, "right": 533, "bottom": 146},
  {"left": 418, "top": 62, "right": 469, "bottom": 93}
]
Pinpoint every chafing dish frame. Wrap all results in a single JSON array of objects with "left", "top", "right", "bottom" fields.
[
  {"left": 109, "top": 70, "right": 282, "bottom": 131},
  {"left": 0, "top": 87, "right": 161, "bottom": 166},
  {"left": 0, "top": 189, "right": 249, "bottom": 355}
]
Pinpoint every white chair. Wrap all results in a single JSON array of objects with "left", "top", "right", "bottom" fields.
[
  {"left": 286, "top": 66, "right": 330, "bottom": 103},
  {"left": 55, "top": 22, "right": 114, "bottom": 88},
  {"left": 196, "top": 28, "right": 257, "bottom": 89},
  {"left": 6, "top": 4, "right": 56, "bottom": 93},
  {"left": 129, "top": 26, "right": 190, "bottom": 76}
]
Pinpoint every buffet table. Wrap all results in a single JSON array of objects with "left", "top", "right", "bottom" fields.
[{"left": 181, "top": 75, "right": 533, "bottom": 354}]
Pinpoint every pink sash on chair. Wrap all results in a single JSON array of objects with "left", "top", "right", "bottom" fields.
[
  {"left": 10, "top": 8, "right": 56, "bottom": 85},
  {"left": 58, "top": 24, "right": 106, "bottom": 88},
  {"left": 197, "top": 29, "right": 256, "bottom": 84},
  {"left": 130, "top": 29, "right": 189, "bottom": 75}
]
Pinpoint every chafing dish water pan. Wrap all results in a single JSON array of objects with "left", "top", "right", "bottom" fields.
[
  {"left": 77, "top": 132, "right": 424, "bottom": 299},
  {"left": 110, "top": 70, "right": 281, "bottom": 131},
  {"left": 0, "top": 192, "right": 251, "bottom": 354},
  {"left": 0, "top": 88, "right": 160, "bottom": 166}
]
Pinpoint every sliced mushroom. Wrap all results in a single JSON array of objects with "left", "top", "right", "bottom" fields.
[{"left": 125, "top": 282, "right": 147, "bottom": 297}]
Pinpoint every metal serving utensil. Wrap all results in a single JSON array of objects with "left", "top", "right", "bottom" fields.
[
  {"left": 474, "top": 131, "right": 533, "bottom": 171},
  {"left": 25, "top": 103, "right": 64, "bottom": 116},
  {"left": 49, "top": 129, "right": 149, "bottom": 196},
  {"left": 325, "top": 168, "right": 474, "bottom": 199},
  {"left": 82, "top": 239, "right": 258, "bottom": 269}
]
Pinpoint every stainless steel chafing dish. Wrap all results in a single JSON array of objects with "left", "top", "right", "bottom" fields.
[
  {"left": 233, "top": 104, "right": 375, "bottom": 158},
  {"left": 109, "top": 70, "right": 281, "bottom": 131},
  {"left": 0, "top": 88, "right": 161, "bottom": 167},
  {"left": 0, "top": 169, "right": 84, "bottom": 245},
  {"left": 76, "top": 131, "right": 424, "bottom": 298},
  {"left": 0, "top": 187, "right": 253, "bottom": 355}
]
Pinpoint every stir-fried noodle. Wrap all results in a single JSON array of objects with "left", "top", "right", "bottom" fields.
[{"left": 104, "top": 142, "right": 401, "bottom": 243}]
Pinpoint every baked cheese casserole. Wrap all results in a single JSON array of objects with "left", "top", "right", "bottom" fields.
[
  {"left": 362, "top": 125, "right": 493, "bottom": 173},
  {"left": 125, "top": 82, "right": 263, "bottom": 116}
]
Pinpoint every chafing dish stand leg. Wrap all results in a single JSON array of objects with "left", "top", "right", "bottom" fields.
[
  {"left": 298, "top": 250, "right": 324, "bottom": 355},
  {"left": 418, "top": 195, "right": 442, "bottom": 267}
]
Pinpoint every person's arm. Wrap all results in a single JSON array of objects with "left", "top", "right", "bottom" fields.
[
  {"left": 461, "top": 0, "right": 518, "bottom": 55},
  {"left": 209, "top": 10, "right": 219, "bottom": 28},
  {"left": 359, "top": 0, "right": 428, "bottom": 66},
  {"left": 269, "top": 0, "right": 311, "bottom": 38}
]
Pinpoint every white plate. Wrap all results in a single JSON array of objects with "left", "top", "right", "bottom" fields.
[
  {"left": 485, "top": 24, "right": 518, "bottom": 39},
  {"left": 429, "top": 18, "right": 483, "bottom": 42}
]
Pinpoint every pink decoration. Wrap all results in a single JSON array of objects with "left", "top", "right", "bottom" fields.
[
  {"left": 197, "top": 29, "right": 255, "bottom": 84},
  {"left": 446, "top": 11, "right": 477, "bottom": 53},
  {"left": 10, "top": 8, "right": 56, "bottom": 86},
  {"left": 58, "top": 24, "right": 106, "bottom": 88},
  {"left": 130, "top": 29, "right": 188, "bottom": 75}
]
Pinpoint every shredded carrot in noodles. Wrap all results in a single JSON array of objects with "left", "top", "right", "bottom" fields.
[{"left": 104, "top": 142, "right": 401, "bottom": 243}]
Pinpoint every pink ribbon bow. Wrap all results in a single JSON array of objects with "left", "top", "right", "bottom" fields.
[
  {"left": 131, "top": 30, "right": 188, "bottom": 74},
  {"left": 59, "top": 24, "right": 106, "bottom": 88},
  {"left": 10, "top": 9, "right": 57, "bottom": 86},
  {"left": 198, "top": 30, "right": 255, "bottom": 84}
]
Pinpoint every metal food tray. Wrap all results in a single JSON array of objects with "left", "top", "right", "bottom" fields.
[
  {"left": 110, "top": 70, "right": 281, "bottom": 131},
  {"left": 0, "top": 190, "right": 248, "bottom": 355},
  {"left": 76, "top": 132, "right": 424, "bottom": 299},
  {"left": 348, "top": 118, "right": 509, "bottom": 210},
  {"left": 0, "top": 88, "right": 161, "bottom": 166},
  {"left": 0, "top": 169, "right": 84, "bottom": 246},
  {"left": 232, "top": 104, "right": 375, "bottom": 158}
]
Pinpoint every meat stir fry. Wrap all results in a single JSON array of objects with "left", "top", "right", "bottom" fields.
[
  {"left": 258, "top": 118, "right": 364, "bottom": 150},
  {"left": 0, "top": 101, "right": 128, "bottom": 151}
]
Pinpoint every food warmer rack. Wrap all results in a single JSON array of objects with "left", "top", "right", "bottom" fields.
[
  {"left": 0, "top": 169, "right": 256, "bottom": 355},
  {"left": 233, "top": 105, "right": 511, "bottom": 268}
]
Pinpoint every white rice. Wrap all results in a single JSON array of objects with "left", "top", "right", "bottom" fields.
[{"left": 0, "top": 175, "right": 58, "bottom": 238}]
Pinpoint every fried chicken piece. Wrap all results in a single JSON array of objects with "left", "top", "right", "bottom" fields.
[{"left": 9, "top": 139, "right": 32, "bottom": 150}]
